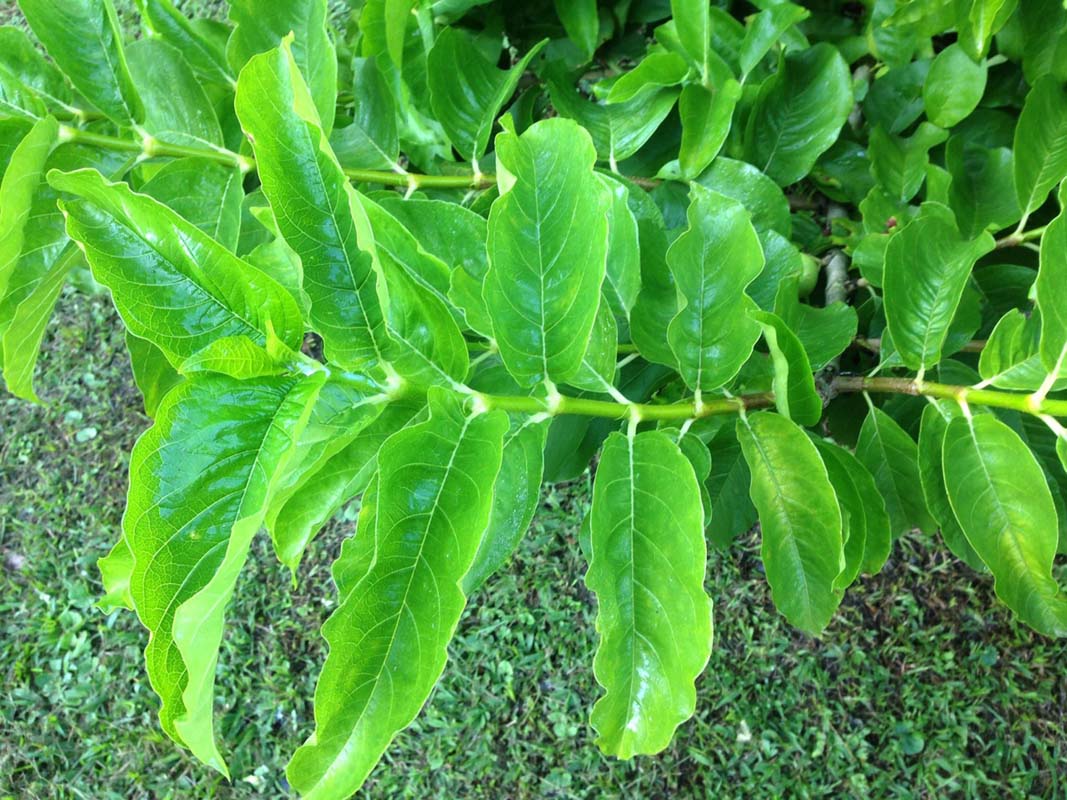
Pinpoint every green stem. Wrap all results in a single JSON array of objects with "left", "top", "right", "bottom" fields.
[
  {"left": 835, "top": 376, "right": 1067, "bottom": 417},
  {"left": 995, "top": 223, "right": 1049, "bottom": 249}
]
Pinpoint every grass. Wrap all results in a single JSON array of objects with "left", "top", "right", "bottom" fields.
[{"left": 2, "top": 293, "right": 1067, "bottom": 800}]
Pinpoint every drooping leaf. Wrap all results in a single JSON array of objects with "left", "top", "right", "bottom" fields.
[
  {"left": 738, "top": 3, "right": 810, "bottom": 78},
  {"left": 235, "top": 42, "right": 388, "bottom": 370},
  {"left": 287, "top": 389, "right": 508, "bottom": 799},
  {"left": 19, "top": 0, "right": 144, "bottom": 126},
  {"left": 943, "top": 414, "right": 1067, "bottom": 636},
  {"left": 667, "top": 185, "right": 764, "bottom": 391},
  {"left": 677, "top": 81, "right": 740, "bottom": 180},
  {"left": 855, "top": 405, "right": 938, "bottom": 539},
  {"left": 586, "top": 429, "right": 713, "bottom": 757},
  {"left": 329, "top": 57, "right": 400, "bottom": 172},
  {"left": 882, "top": 202, "right": 994, "bottom": 371},
  {"left": 1013, "top": 76, "right": 1067, "bottom": 216},
  {"left": 705, "top": 422, "right": 756, "bottom": 548},
  {"left": 483, "top": 118, "right": 610, "bottom": 387},
  {"left": 738, "top": 411, "right": 844, "bottom": 634},
  {"left": 629, "top": 182, "right": 678, "bottom": 367},
  {"left": 50, "top": 168, "right": 304, "bottom": 363},
  {"left": 125, "top": 371, "right": 326, "bottom": 772},
  {"left": 751, "top": 309, "right": 822, "bottom": 426},
  {"left": 1036, "top": 205, "right": 1067, "bottom": 376},
  {"left": 227, "top": 0, "right": 338, "bottom": 134},
  {"left": 743, "top": 43, "right": 853, "bottom": 186},
  {"left": 427, "top": 29, "right": 546, "bottom": 164},
  {"left": 133, "top": 0, "right": 233, "bottom": 85},
  {"left": 922, "top": 43, "right": 986, "bottom": 129},
  {"left": 598, "top": 174, "right": 641, "bottom": 320}
]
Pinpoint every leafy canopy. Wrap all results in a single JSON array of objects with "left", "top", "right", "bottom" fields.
[{"left": 4, "top": 0, "right": 1067, "bottom": 796}]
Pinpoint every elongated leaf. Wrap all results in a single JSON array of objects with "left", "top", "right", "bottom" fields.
[
  {"left": 19, "top": 0, "right": 143, "bottom": 126},
  {"left": 555, "top": 0, "right": 599, "bottom": 59},
  {"left": 126, "top": 331, "right": 182, "bottom": 417},
  {"left": 140, "top": 158, "right": 242, "bottom": 252},
  {"left": 126, "top": 372, "right": 326, "bottom": 772},
  {"left": 738, "top": 411, "right": 844, "bottom": 634},
  {"left": 51, "top": 168, "right": 304, "bottom": 362},
  {"left": 0, "top": 26, "right": 74, "bottom": 113},
  {"left": 427, "top": 29, "right": 546, "bottom": 163},
  {"left": 236, "top": 42, "right": 387, "bottom": 369},
  {"left": 134, "top": 0, "right": 233, "bottom": 85},
  {"left": 943, "top": 414, "right": 1067, "bottom": 636},
  {"left": 739, "top": 4, "right": 810, "bottom": 77},
  {"left": 227, "top": 0, "right": 338, "bottom": 134},
  {"left": 945, "top": 136, "right": 1019, "bottom": 238},
  {"left": 751, "top": 309, "right": 821, "bottom": 426},
  {"left": 463, "top": 415, "right": 550, "bottom": 593},
  {"left": 608, "top": 52, "right": 690, "bottom": 104},
  {"left": 923, "top": 43, "right": 986, "bottom": 129},
  {"left": 883, "top": 202, "right": 994, "bottom": 371},
  {"left": 917, "top": 403, "right": 987, "bottom": 571},
  {"left": 671, "top": 0, "right": 713, "bottom": 82},
  {"left": 597, "top": 174, "right": 641, "bottom": 319},
  {"left": 696, "top": 156, "right": 791, "bottom": 237},
  {"left": 1013, "top": 76, "right": 1067, "bottom": 216},
  {"left": 287, "top": 389, "right": 508, "bottom": 799},
  {"left": 743, "top": 43, "right": 853, "bottom": 186},
  {"left": 677, "top": 81, "right": 740, "bottom": 180},
  {"left": 586, "top": 430, "right": 712, "bottom": 757},
  {"left": 484, "top": 118, "right": 610, "bottom": 387},
  {"left": 329, "top": 57, "right": 400, "bottom": 171},
  {"left": 629, "top": 182, "right": 677, "bottom": 367},
  {"left": 868, "top": 122, "right": 947, "bottom": 203},
  {"left": 667, "top": 185, "right": 764, "bottom": 391},
  {"left": 855, "top": 405, "right": 937, "bottom": 539},
  {"left": 978, "top": 309, "right": 1067, "bottom": 391},
  {"left": 1037, "top": 206, "right": 1067, "bottom": 376},
  {"left": 127, "top": 38, "right": 223, "bottom": 147},
  {"left": 706, "top": 422, "right": 756, "bottom": 548}
]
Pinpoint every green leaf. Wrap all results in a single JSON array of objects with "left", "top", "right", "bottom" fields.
[
  {"left": 864, "top": 59, "right": 930, "bottom": 135},
  {"left": 361, "top": 0, "right": 418, "bottom": 68},
  {"left": 287, "top": 389, "right": 508, "bottom": 798},
  {"left": 670, "top": 0, "right": 713, "bottom": 82},
  {"left": 855, "top": 405, "right": 938, "bottom": 539},
  {"left": 978, "top": 309, "right": 1067, "bottom": 391},
  {"left": 0, "top": 67, "right": 46, "bottom": 121},
  {"left": 140, "top": 158, "right": 243, "bottom": 252},
  {"left": 751, "top": 310, "right": 822, "bottom": 426},
  {"left": 463, "top": 415, "right": 550, "bottom": 593},
  {"left": 1036, "top": 206, "right": 1067, "bottom": 377},
  {"left": 628, "top": 182, "right": 677, "bottom": 367},
  {"left": 50, "top": 168, "right": 304, "bottom": 363},
  {"left": 126, "top": 331, "right": 182, "bottom": 417},
  {"left": 743, "top": 43, "right": 853, "bottom": 186},
  {"left": 667, "top": 185, "right": 764, "bottom": 391},
  {"left": 1013, "top": 76, "right": 1067, "bottom": 216},
  {"left": 608, "top": 52, "right": 690, "bottom": 104},
  {"left": 739, "top": 3, "right": 810, "bottom": 78},
  {"left": 19, "top": 0, "right": 143, "bottom": 126},
  {"left": 773, "top": 276, "right": 858, "bottom": 370},
  {"left": 555, "top": 0, "right": 599, "bottom": 59},
  {"left": 922, "top": 44, "right": 986, "bottom": 129},
  {"left": 813, "top": 439, "right": 892, "bottom": 578},
  {"left": 945, "top": 136, "right": 1020, "bottom": 238},
  {"left": 0, "top": 26, "right": 74, "bottom": 112},
  {"left": 868, "top": 122, "right": 947, "bottom": 203},
  {"left": 737, "top": 411, "right": 844, "bottom": 634},
  {"left": 227, "top": 0, "right": 338, "bottom": 134},
  {"left": 955, "top": 0, "right": 1017, "bottom": 61},
  {"left": 917, "top": 403, "right": 988, "bottom": 571},
  {"left": 329, "top": 57, "right": 400, "bottom": 172},
  {"left": 883, "top": 202, "right": 994, "bottom": 371},
  {"left": 943, "top": 414, "right": 1067, "bottom": 636},
  {"left": 178, "top": 336, "right": 288, "bottom": 379},
  {"left": 695, "top": 156, "right": 791, "bottom": 237},
  {"left": 427, "top": 29, "right": 546, "bottom": 164},
  {"left": 97, "top": 534, "right": 134, "bottom": 613},
  {"left": 235, "top": 42, "right": 387, "bottom": 370},
  {"left": 484, "top": 118, "right": 610, "bottom": 387},
  {"left": 585, "top": 429, "right": 713, "bottom": 757},
  {"left": 677, "top": 81, "right": 740, "bottom": 180},
  {"left": 133, "top": 0, "right": 233, "bottom": 85},
  {"left": 594, "top": 173, "right": 642, "bottom": 321},
  {"left": 705, "top": 422, "right": 756, "bottom": 548},
  {"left": 125, "top": 372, "right": 326, "bottom": 772},
  {"left": 127, "top": 38, "right": 223, "bottom": 147}
]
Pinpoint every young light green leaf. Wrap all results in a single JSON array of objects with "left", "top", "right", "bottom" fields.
[
  {"left": 19, "top": 0, "right": 143, "bottom": 126},
  {"left": 943, "top": 414, "right": 1067, "bottom": 636},
  {"left": 133, "top": 0, "right": 233, "bottom": 85},
  {"left": 127, "top": 38, "right": 223, "bottom": 147},
  {"left": 883, "top": 202, "right": 994, "bottom": 371},
  {"left": 670, "top": 0, "right": 713, "bottom": 82},
  {"left": 1036, "top": 206, "right": 1067, "bottom": 377},
  {"left": 227, "top": 0, "right": 338, "bottom": 134},
  {"left": 287, "top": 389, "right": 508, "bottom": 799},
  {"left": 126, "top": 372, "right": 326, "bottom": 773},
  {"left": 0, "top": 26, "right": 75, "bottom": 112},
  {"left": 427, "top": 29, "right": 546, "bottom": 164},
  {"left": 140, "top": 158, "right": 242, "bottom": 252},
  {"left": 667, "top": 185, "right": 764, "bottom": 391},
  {"left": 329, "top": 57, "right": 400, "bottom": 172},
  {"left": 1013, "top": 76, "right": 1067, "bottom": 216},
  {"left": 922, "top": 44, "right": 986, "bottom": 129},
  {"left": 608, "top": 52, "right": 690, "bottom": 104},
  {"left": 738, "top": 3, "right": 810, "bottom": 78},
  {"left": 677, "top": 81, "right": 740, "bottom": 180},
  {"left": 484, "top": 118, "right": 610, "bottom": 387},
  {"left": 956, "top": 0, "right": 1017, "bottom": 60},
  {"left": 586, "top": 430, "right": 713, "bottom": 758},
  {"left": 751, "top": 309, "right": 822, "bottom": 426},
  {"left": 743, "top": 43, "right": 853, "bottom": 186},
  {"left": 738, "top": 411, "right": 844, "bottom": 634},
  {"left": 235, "top": 42, "right": 388, "bottom": 370},
  {"left": 855, "top": 405, "right": 938, "bottom": 539}
]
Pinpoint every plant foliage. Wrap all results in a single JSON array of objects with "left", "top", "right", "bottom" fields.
[{"left": 3, "top": 0, "right": 1067, "bottom": 794}]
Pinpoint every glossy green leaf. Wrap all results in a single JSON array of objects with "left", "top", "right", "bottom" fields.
[
  {"left": 677, "top": 81, "right": 740, "bottom": 180},
  {"left": 140, "top": 158, "right": 242, "bottom": 252},
  {"left": 946, "top": 136, "right": 1019, "bottom": 238},
  {"left": 427, "top": 29, "right": 546, "bottom": 164},
  {"left": 555, "top": 0, "right": 599, "bottom": 59},
  {"left": 917, "top": 403, "right": 987, "bottom": 571},
  {"left": 956, "top": 0, "right": 1017, "bottom": 60},
  {"left": 1036, "top": 206, "right": 1067, "bottom": 376},
  {"left": 127, "top": 38, "right": 223, "bottom": 147},
  {"left": 51, "top": 168, "right": 304, "bottom": 363},
  {"left": 586, "top": 429, "right": 712, "bottom": 757},
  {"left": 751, "top": 309, "right": 822, "bottom": 426},
  {"left": 978, "top": 309, "right": 1067, "bottom": 391},
  {"left": 484, "top": 118, "right": 610, "bottom": 387},
  {"left": 361, "top": 0, "right": 417, "bottom": 68},
  {"left": 329, "top": 57, "right": 400, "bottom": 172},
  {"left": 126, "top": 331, "right": 182, "bottom": 417},
  {"left": 0, "top": 26, "right": 75, "bottom": 113},
  {"left": 943, "top": 414, "right": 1067, "bottom": 636},
  {"left": 0, "top": 69, "right": 45, "bottom": 121},
  {"left": 235, "top": 42, "right": 388, "bottom": 370},
  {"left": 773, "top": 276, "right": 858, "bottom": 370},
  {"left": 19, "top": 0, "right": 143, "bottom": 126},
  {"left": 227, "top": 0, "right": 338, "bottom": 135},
  {"left": 463, "top": 415, "right": 550, "bottom": 593},
  {"left": 125, "top": 372, "right": 326, "bottom": 772},
  {"left": 667, "top": 185, "right": 763, "bottom": 391},
  {"left": 1013, "top": 76, "right": 1067, "bottom": 216},
  {"left": 739, "top": 3, "right": 810, "bottom": 77},
  {"left": 628, "top": 182, "right": 677, "bottom": 367},
  {"left": 868, "top": 122, "right": 947, "bottom": 203},
  {"left": 598, "top": 173, "right": 641, "bottom": 319},
  {"left": 133, "top": 0, "right": 232, "bottom": 85},
  {"left": 883, "top": 202, "right": 994, "bottom": 371},
  {"left": 855, "top": 405, "right": 937, "bottom": 539},
  {"left": 922, "top": 44, "right": 986, "bottom": 129},
  {"left": 287, "top": 389, "right": 508, "bottom": 798},
  {"left": 670, "top": 0, "right": 713, "bottom": 82},
  {"left": 864, "top": 59, "right": 930, "bottom": 135},
  {"left": 743, "top": 43, "right": 853, "bottom": 186},
  {"left": 738, "top": 411, "right": 844, "bottom": 634},
  {"left": 608, "top": 52, "right": 690, "bottom": 104},
  {"left": 695, "top": 156, "right": 791, "bottom": 237}
]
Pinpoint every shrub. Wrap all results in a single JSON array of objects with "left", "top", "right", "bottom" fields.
[{"left": 2, "top": 0, "right": 1067, "bottom": 796}]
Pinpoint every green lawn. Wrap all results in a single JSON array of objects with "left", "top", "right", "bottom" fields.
[{"left": 2, "top": 295, "right": 1066, "bottom": 799}]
